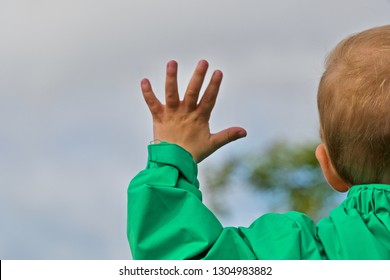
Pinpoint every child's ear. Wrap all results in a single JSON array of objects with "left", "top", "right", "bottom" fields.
[{"left": 315, "top": 144, "right": 350, "bottom": 192}]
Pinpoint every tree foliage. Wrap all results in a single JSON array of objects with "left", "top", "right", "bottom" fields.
[{"left": 204, "top": 141, "right": 344, "bottom": 221}]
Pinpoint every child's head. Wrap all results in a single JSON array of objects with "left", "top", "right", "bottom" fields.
[{"left": 317, "top": 25, "right": 390, "bottom": 190}]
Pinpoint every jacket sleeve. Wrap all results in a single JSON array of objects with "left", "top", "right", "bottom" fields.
[{"left": 127, "top": 142, "right": 325, "bottom": 260}]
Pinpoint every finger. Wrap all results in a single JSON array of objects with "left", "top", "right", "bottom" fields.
[
  {"left": 183, "top": 60, "right": 209, "bottom": 111},
  {"left": 141, "top": 78, "right": 162, "bottom": 115},
  {"left": 198, "top": 70, "right": 223, "bottom": 119},
  {"left": 165, "top": 60, "right": 180, "bottom": 108},
  {"left": 210, "top": 127, "right": 247, "bottom": 151}
]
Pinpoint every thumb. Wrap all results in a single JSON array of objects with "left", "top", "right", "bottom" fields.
[{"left": 210, "top": 127, "right": 247, "bottom": 151}]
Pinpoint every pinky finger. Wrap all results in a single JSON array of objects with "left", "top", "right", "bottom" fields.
[{"left": 141, "top": 79, "right": 162, "bottom": 115}]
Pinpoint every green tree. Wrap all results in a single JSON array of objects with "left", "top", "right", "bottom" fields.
[{"left": 204, "top": 141, "right": 345, "bottom": 221}]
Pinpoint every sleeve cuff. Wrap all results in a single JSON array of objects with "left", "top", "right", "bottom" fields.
[{"left": 148, "top": 142, "right": 198, "bottom": 186}]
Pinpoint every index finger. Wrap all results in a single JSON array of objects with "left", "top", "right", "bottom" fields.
[{"left": 198, "top": 70, "right": 223, "bottom": 119}]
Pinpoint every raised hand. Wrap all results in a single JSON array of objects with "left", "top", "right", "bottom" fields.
[{"left": 141, "top": 60, "right": 247, "bottom": 163}]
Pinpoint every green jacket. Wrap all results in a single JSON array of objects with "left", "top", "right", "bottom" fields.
[{"left": 127, "top": 142, "right": 390, "bottom": 259}]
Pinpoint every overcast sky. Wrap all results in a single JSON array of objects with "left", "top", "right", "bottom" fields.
[{"left": 0, "top": 0, "right": 389, "bottom": 259}]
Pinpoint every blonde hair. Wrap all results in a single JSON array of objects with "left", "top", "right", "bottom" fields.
[{"left": 318, "top": 25, "right": 390, "bottom": 185}]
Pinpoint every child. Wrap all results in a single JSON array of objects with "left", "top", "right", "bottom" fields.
[{"left": 127, "top": 25, "right": 390, "bottom": 259}]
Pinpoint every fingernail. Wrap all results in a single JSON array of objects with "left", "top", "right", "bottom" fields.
[
  {"left": 214, "top": 70, "right": 223, "bottom": 78},
  {"left": 198, "top": 60, "right": 208, "bottom": 68},
  {"left": 167, "top": 60, "right": 177, "bottom": 71},
  {"left": 141, "top": 79, "right": 149, "bottom": 86},
  {"left": 239, "top": 130, "right": 247, "bottom": 137}
]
